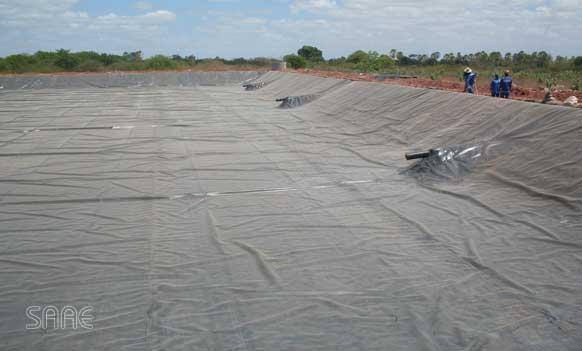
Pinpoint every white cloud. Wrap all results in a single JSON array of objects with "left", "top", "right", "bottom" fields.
[
  {"left": 0, "top": 0, "right": 580, "bottom": 58},
  {"left": 0, "top": 0, "right": 177, "bottom": 55},
  {"left": 282, "top": 0, "right": 582, "bottom": 57},
  {"left": 141, "top": 10, "right": 176, "bottom": 22},
  {"left": 168, "top": 0, "right": 580, "bottom": 59},
  {"left": 0, "top": 0, "right": 79, "bottom": 13},
  {"left": 80, "top": 11, "right": 176, "bottom": 32},
  {"left": 0, "top": 0, "right": 175, "bottom": 31}
]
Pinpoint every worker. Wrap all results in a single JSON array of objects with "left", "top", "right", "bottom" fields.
[
  {"left": 463, "top": 67, "right": 477, "bottom": 94},
  {"left": 490, "top": 74, "right": 501, "bottom": 97},
  {"left": 500, "top": 70, "right": 512, "bottom": 98}
]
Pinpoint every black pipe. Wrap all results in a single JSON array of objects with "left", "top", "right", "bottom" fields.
[
  {"left": 405, "top": 148, "right": 440, "bottom": 160},
  {"left": 405, "top": 151, "right": 431, "bottom": 160}
]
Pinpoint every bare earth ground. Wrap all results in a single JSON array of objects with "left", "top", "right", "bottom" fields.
[{"left": 292, "top": 69, "right": 582, "bottom": 104}]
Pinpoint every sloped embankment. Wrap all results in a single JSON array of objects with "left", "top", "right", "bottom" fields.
[
  {"left": 253, "top": 71, "right": 582, "bottom": 199},
  {"left": 0, "top": 71, "right": 262, "bottom": 89}
]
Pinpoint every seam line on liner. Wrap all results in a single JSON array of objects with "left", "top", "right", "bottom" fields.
[
  {"left": 20, "top": 125, "right": 200, "bottom": 133},
  {"left": 0, "top": 179, "right": 379, "bottom": 206}
]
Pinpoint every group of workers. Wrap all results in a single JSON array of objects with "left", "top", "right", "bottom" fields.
[{"left": 463, "top": 67, "right": 513, "bottom": 98}]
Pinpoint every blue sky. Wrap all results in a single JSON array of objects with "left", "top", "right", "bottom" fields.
[{"left": 0, "top": 0, "right": 580, "bottom": 58}]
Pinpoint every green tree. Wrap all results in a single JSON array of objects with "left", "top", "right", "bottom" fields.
[
  {"left": 389, "top": 49, "right": 397, "bottom": 59},
  {"left": 397, "top": 54, "right": 417, "bottom": 65},
  {"left": 185, "top": 55, "right": 196, "bottom": 64},
  {"left": 347, "top": 50, "right": 369, "bottom": 64},
  {"left": 513, "top": 51, "right": 529, "bottom": 66},
  {"left": 229, "top": 57, "right": 248, "bottom": 65},
  {"left": 441, "top": 53, "right": 455, "bottom": 65},
  {"left": 123, "top": 51, "right": 143, "bottom": 62},
  {"left": 75, "top": 51, "right": 102, "bottom": 63},
  {"left": 427, "top": 52, "right": 441, "bottom": 65},
  {"left": 5, "top": 54, "right": 38, "bottom": 72},
  {"left": 375, "top": 54, "right": 395, "bottom": 70},
  {"left": 573, "top": 56, "right": 582, "bottom": 70},
  {"left": 297, "top": 45, "right": 323, "bottom": 62},
  {"left": 54, "top": 49, "right": 79, "bottom": 70},
  {"left": 284, "top": 54, "right": 307, "bottom": 69},
  {"left": 99, "top": 53, "right": 123, "bottom": 66},
  {"left": 489, "top": 51, "right": 503, "bottom": 66},
  {"left": 531, "top": 51, "right": 552, "bottom": 68},
  {"left": 33, "top": 50, "right": 58, "bottom": 63},
  {"left": 474, "top": 51, "right": 489, "bottom": 66}
]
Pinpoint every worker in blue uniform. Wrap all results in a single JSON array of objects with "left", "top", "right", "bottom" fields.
[
  {"left": 490, "top": 74, "right": 501, "bottom": 97},
  {"left": 463, "top": 67, "right": 477, "bottom": 94},
  {"left": 500, "top": 70, "right": 512, "bottom": 98}
]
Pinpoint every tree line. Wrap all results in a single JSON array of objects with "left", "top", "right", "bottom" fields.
[
  {"left": 285, "top": 46, "right": 582, "bottom": 72},
  {"left": 1, "top": 47, "right": 581, "bottom": 74},
  {"left": 0, "top": 49, "right": 278, "bottom": 73}
]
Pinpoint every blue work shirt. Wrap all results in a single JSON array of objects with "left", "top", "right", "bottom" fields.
[
  {"left": 491, "top": 78, "right": 501, "bottom": 95},
  {"left": 465, "top": 72, "right": 477, "bottom": 92},
  {"left": 500, "top": 76, "right": 512, "bottom": 93}
]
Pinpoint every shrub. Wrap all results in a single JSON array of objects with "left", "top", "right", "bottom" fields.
[
  {"left": 284, "top": 54, "right": 307, "bottom": 69},
  {"left": 4, "top": 54, "right": 37, "bottom": 72},
  {"left": 228, "top": 57, "right": 248, "bottom": 65},
  {"left": 77, "top": 60, "right": 104, "bottom": 72},
  {"left": 574, "top": 56, "right": 582, "bottom": 71},
  {"left": 375, "top": 54, "right": 395, "bottom": 70},
  {"left": 328, "top": 57, "right": 346, "bottom": 65},
  {"left": 430, "top": 71, "right": 444, "bottom": 81},
  {"left": 109, "top": 61, "right": 146, "bottom": 71},
  {"left": 145, "top": 55, "right": 177, "bottom": 70},
  {"left": 345, "top": 51, "right": 395, "bottom": 72},
  {"left": 544, "top": 77, "right": 557, "bottom": 90}
]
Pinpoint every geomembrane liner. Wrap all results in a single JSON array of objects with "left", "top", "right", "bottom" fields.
[
  {"left": 403, "top": 143, "right": 495, "bottom": 181},
  {"left": 276, "top": 94, "right": 319, "bottom": 109},
  {"left": 0, "top": 71, "right": 581, "bottom": 351}
]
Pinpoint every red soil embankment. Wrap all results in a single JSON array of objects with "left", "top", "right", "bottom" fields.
[{"left": 292, "top": 69, "right": 582, "bottom": 104}]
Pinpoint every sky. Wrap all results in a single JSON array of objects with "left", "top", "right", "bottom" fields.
[{"left": 0, "top": 0, "right": 580, "bottom": 59}]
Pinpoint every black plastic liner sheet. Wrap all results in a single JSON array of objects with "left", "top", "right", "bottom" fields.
[
  {"left": 0, "top": 71, "right": 261, "bottom": 90},
  {"left": 0, "top": 72, "right": 581, "bottom": 350}
]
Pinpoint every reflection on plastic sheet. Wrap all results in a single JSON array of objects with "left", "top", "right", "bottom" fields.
[
  {"left": 276, "top": 95, "right": 318, "bottom": 109},
  {"left": 404, "top": 144, "right": 490, "bottom": 181},
  {"left": 243, "top": 82, "right": 266, "bottom": 91}
]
